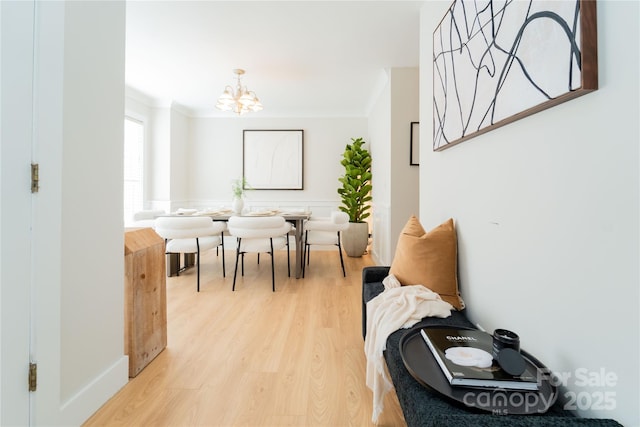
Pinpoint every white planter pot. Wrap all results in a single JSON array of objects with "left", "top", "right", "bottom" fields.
[{"left": 341, "top": 222, "right": 369, "bottom": 257}]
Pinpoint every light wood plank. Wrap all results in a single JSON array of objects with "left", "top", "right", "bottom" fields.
[
  {"left": 83, "top": 249, "right": 406, "bottom": 426},
  {"left": 124, "top": 228, "right": 167, "bottom": 377}
]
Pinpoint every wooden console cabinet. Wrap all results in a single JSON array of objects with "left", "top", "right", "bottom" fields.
[{"left": 124, "top": 228, "right": 167, "bottom": 377}]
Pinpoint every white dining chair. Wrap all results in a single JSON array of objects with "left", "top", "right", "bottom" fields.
[
  {"left": 131, "top": 209, "right": 166, "bottom": 228},
  {"left": 154, "top": 216, "right": 227, "bottom": 292},
  {"left": 227, "top": 216, "right": 292, "bottom": 292},
  {"left": 302, "top": 211, "right": 350, "bottom": 277}
]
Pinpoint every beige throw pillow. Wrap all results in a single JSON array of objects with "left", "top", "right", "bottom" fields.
[{"left": 389, "top": 216, "right": 465, "bottom": 310}]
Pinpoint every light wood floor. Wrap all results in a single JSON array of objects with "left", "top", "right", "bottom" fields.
[{"left": 83, "top": 249, "right": 406, "bottom": 426}]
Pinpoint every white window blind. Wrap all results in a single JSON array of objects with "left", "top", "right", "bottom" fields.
[{"left": 124, "top": 117, "right": 144, "bottom": 225}]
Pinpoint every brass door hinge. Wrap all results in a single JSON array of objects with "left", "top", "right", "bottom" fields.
[
  {"left": 29, "top": 362, "right": 37, "bottom": 392},
  {"left": 31, "top": 163, "right": 39, "bottom": 193}
]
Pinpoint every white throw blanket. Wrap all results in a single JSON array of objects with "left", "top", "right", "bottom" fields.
[{"left": 365, "top": 274, "right": 453, "bottom": 423}]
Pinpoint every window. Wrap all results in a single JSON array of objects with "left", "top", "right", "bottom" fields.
[{"left": 123, "top": 117, "right": 144, "bottom": 225}]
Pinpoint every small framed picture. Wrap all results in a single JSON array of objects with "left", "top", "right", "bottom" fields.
[{"left": 410, "top": 122, "right": 419, "bottom": 166}]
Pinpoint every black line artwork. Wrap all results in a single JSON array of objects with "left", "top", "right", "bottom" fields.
[{"left": 433, "top": 0, "right": 594, "bottom": 151}]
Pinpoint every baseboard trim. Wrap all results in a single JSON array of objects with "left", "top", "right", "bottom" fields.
[{"left": 61, "top": 355, "right": 129, "bottom": 425}]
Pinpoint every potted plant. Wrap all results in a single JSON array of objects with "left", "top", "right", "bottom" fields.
[
  {"left": 337, "top": 137, "right": 372, "bottom": 257},
  {"left": 231, "top": 177, "right": 249, "bottom": 213}
]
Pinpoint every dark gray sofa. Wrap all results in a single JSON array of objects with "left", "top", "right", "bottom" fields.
[{"left": 362, "top": 266, "right": 622, "bottom": 427}]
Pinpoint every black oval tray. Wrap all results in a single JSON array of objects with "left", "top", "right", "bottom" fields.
[{"left": 399, "top": 326, "right": 557, "bottom": 415}]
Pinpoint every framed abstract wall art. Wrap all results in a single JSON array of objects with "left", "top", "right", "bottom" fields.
[
  {"left": 433, "top": 0, "right": 598, "bottom": 151},
  {"left": 243, "top": 129, "right": 304, "bottom": 190}
]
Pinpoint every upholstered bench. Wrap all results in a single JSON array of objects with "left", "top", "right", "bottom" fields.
[{"left": 362, "top": 266, "right": 622, "bottom": 427}]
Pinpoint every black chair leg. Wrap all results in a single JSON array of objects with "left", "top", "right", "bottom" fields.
[
  {"left": 286, "top": 235, "right": 290, "bottom": 277},
  {"left": 232, "top": 238, "right": 241, "bottom": 291},
  {"left": 196, "top": 238, "right": 201, "bottom": 292},
  {"left": 269, "top": 238, "right": 275, "bottom": 291},
  {"left": 221, "top": 232, "right": 226, "bottom": 277},
  {"left": 302, "top": 231, "right": 309, "bottom": 278},
  {"left": 337, "top": 232, "right": 346, "bottom": 277}
]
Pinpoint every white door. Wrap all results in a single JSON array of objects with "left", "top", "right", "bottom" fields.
[
  {"left": 1, "top": 0, "right": 35, "bottom": 425},
  {"left": 30, "top": 1, "right": 66, "bottom": 423},
  {"left": 2, "top": 1, "right": 66, "bottom": 424}
]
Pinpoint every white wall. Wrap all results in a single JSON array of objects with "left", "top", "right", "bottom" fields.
[
  {"left": 369, "top": 68, "right": 420, "bottom": 265},
  {"left": 134, "top": 112, "right": 369, "bottom": 216},
  {"left": 389, "top": 68, "right": 419, "bottom": 260},
  {"left": 58, "top": 1, "right": 129, "bottom": 423},
  {"left": 369, "top": 74, "right": 392, "bottom": 263},
  {"left": 169, "top": 106, "right": 190, "bottom": 206},
  {"left": 420, "top": 2, "right": 639, "bottom": 425}
]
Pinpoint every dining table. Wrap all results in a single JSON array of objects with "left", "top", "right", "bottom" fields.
[{"left": 166, "top": 209, "right": 311, "bottom": 279}]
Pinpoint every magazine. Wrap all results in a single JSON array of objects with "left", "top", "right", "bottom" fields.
[{"left": 420, "top": 328, "right": 540, "bottom": 391}]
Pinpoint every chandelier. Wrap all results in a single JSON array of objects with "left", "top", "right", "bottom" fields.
[{"left": 215, "top": 69, "right": 263, "bottom": 115}]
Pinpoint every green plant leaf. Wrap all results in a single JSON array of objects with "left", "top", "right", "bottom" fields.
[{"left": 337, "top": 137, "right": 372, "bottom": 222}]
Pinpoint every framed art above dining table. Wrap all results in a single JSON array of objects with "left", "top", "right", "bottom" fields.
[{"left": 243, "top": 129, "right": 304, "bottom": 190}]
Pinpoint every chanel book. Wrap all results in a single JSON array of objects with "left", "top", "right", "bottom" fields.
[{"left": 420, "top": 328, "right": 540, "bottom": 391}]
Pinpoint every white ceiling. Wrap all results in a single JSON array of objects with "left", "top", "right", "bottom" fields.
[{"left": 125, "top": 1, "right": 423, "bottom": 117}]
